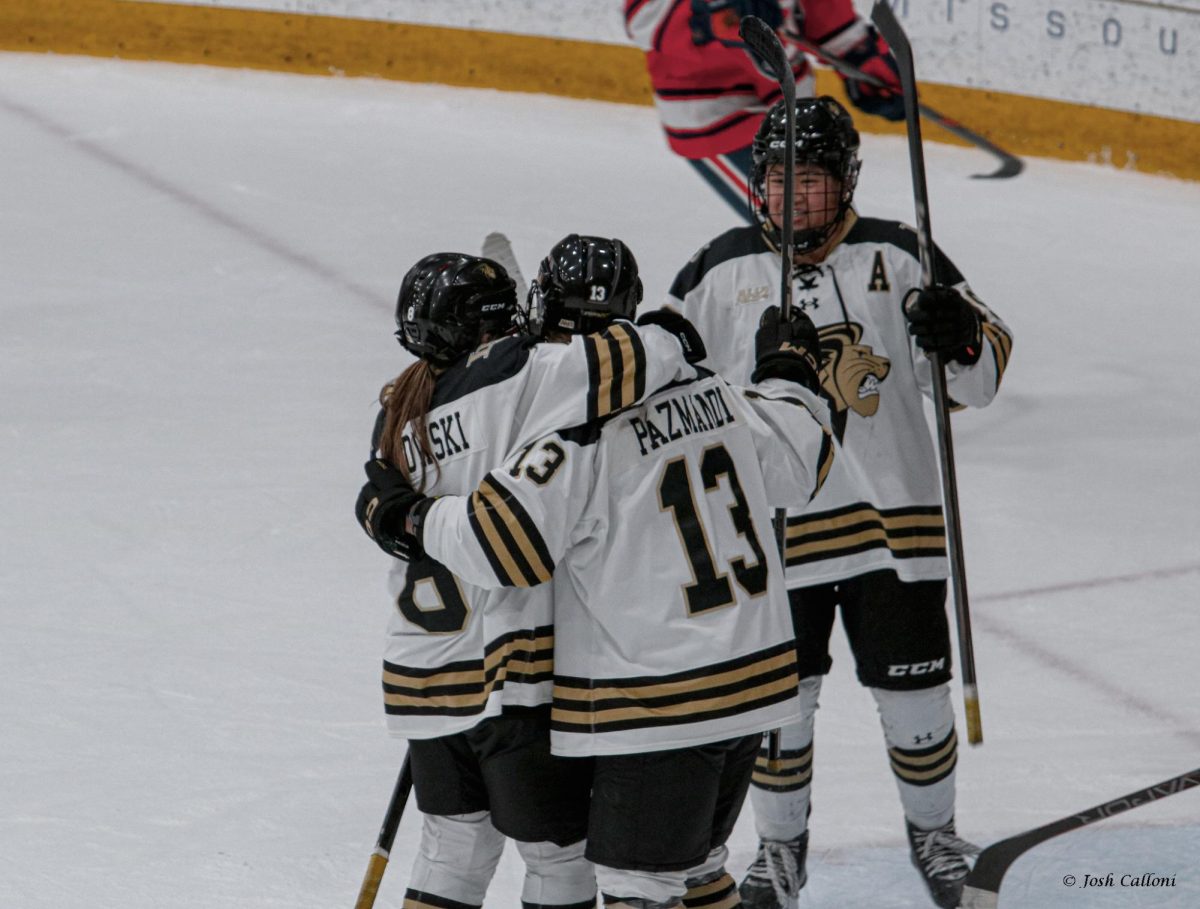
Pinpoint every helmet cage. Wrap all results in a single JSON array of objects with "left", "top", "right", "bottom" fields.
[{"left": 750, "top": 96, "right": 862, "bottom": 252}]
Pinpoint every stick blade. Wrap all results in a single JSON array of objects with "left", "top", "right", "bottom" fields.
[
  {"left": 481, "top": 231, "right": 528, "bottom": 300},
  {"left": 739, "top": 15, "right": 789, "bottom": 85}
]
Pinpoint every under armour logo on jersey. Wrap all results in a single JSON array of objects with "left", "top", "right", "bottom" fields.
[
  {"left": 913, "top": 732, "right": 935, "bottom": 745},
  {"left": 796, "top": 297, "right": 819, "bottom": 312}
]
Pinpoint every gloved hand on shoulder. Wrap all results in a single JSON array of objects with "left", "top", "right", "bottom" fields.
[
  {"left": 636, "top": 308, "right": 708, "bottom": 364},
  {"left": 751, "top": 304, "right": 822, "bottom": 393},
  {"left": 355, "top": 459, "right": 435, "bottom": 560}
]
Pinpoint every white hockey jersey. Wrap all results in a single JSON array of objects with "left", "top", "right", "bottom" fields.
[
  {"left": 376, "top": 322, "right": 694, "bottom": 740},
  {"left": 420, "top": 370, "right": 836, "bottom": 756},
  {"left": 667, "top": 214, "right": 1013, "bottom": 587}
]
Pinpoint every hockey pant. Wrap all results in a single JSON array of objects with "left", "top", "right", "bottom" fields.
[
  {"left": 406, "top": 812, "right": 596, "bottom": 909},
  {"left": 749, "top": 678, "right": 959, "bottom": 838},
  {"left": 597, "top": 845, "right": 735, "bottom": 909}
]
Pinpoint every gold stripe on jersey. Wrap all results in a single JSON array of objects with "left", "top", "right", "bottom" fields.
[
  {"left": 888, "top": 729, "right": 958, "bottom": 787},
  {"left": 752, "top": 743, "right": 813, "bottom": 792},
  {"left": 982, "top": 321, "right": 1013, "bottom": 388},
  {"left": 468, "top": 475, "right": 555, "bottom": 587},
  {"left": 551, "top": 641, "right": 798, "bottom": 734},
  {"left": 784, "top": 503, "right": 945, "bottom": 567},
  {"left": 382, "top": 626, "right": 554, "bottom": 716},
  {"left": 683, "top": 872, "right": 738, "bottom": 909},
  {"left": 584, "top": 322, "right": 647, "bottom": 421}
]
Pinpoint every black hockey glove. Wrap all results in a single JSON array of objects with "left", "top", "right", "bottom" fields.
[
  {"left": 904, "top": 285, "right": 983, "bottom": 365},
  {"left": 689, "top": 0, "right": 783, "bottom": 46},
  {"left": 355, "top": 459, "right": 435, "bottom": 560},
  {"left": 751, "top": 305, "right": 822, "bottom": 393},
  {"left": 636, "top": 308, "right": 708, "bottom": 364}
]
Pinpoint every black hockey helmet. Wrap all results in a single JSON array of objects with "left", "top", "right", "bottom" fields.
[
  {"left": 395, "top": 253, "right": 518, "bottom": 366},
  {"left": 750, "top": 95, "right": 862, "bottom": 252},
  {"left": 527, "top": 235, "right": 643, "bottom": 337}
]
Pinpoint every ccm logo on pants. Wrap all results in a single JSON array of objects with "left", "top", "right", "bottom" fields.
[{"left": 887, "top": 659, "right": 946, "bottom": 677}]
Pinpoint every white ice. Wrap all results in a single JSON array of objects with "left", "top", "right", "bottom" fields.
[{"left": 1, "top": 53, "right": 1198, "bottom": 909}]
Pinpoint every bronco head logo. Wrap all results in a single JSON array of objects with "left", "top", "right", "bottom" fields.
[{"left": 817, "top": 322, "right": 890, "bottom": 427}]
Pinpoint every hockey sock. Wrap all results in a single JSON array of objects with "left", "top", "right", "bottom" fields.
[
  {"left": 515, "top": 839, "right": 597, "bottom": 909},
  {"left": 406, "top": 811, "right": 506, "bottom": 907},
  {"left": 871, "top": 685, "right": 957, "bottom": 830},
  {"left": 748, "top": 676, "right": 820, "bottom": 841}
]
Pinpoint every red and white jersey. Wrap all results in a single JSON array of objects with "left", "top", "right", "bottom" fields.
[
  {"left": 666, "top": 215, "right": 1013, "bottom": 588},
  {"left": 624, "top": 0, "right": 862, "bottom": 158},
  {"left": 376, "top": 323, "right": 694, "bottom": 740},
  {"left": 420, "top": 370, "right": 835, "bottom": 755}
]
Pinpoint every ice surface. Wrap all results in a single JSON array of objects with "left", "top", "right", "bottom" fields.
[{"left": 1, "top": 52, "right": 1198, "bottom": 908}]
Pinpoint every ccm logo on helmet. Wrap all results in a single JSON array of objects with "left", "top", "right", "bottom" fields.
[{"left": 887, "top": 659, "right": 946, "bottom": 677}]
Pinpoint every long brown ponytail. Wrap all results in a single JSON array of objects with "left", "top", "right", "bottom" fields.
[{"left": 378, "top": 360, "right": 439, "bottom": 490}]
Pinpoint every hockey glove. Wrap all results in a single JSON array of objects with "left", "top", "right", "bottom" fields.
[
  {"left": 636, "top": 308, "right": 708, "bottom": 364},
  {"left": 690, "top": 0, "right": 784, "bottom": 47},
  {"left": 751, "top": 304, "right": 822, "bottom": 393},
  {"left": 355, "top": 459, "right": 436, "bottom": 560},
  {"left": 903, "top": 285, "right": 982, "bottom": 365},
  {"left": 833, "top": 26, "right": 905, "bottom": 122}
]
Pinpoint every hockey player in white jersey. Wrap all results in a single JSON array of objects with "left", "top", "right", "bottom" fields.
[
  {"left": 354, "top": 249, "right": 703, "bottom": 909},
  {"left": 361, "top": 235, "right": 837, "bottom": 909},
  {"left": 665, "top": 96, "right": 1013, "bottom": 909}
]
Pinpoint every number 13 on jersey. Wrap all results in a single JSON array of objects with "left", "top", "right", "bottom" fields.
[{"left": 657, "top": 443, "right": 770, "bottom": 615}]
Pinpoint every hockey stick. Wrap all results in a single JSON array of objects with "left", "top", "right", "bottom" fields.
[
  {"left": 739, "top": 16, "right": 796, "bottom": 321},
  {"left": 354, "top": 756, "right": 414, "bottom": 909},
  {"left": 870, "top": 0, "right": 983, "bottom": 747},
  {"left": 783, "top": 34, "right": 1023, "bottom": 180},
  {"left": 739, "top": 13, "right": 798, "bottom": 773},
  {"left": 961, "top": 766, "right": 1200, "bottom": 908},
  {"left": 482, "top": 231, "right": 528, "bottom": 301}
]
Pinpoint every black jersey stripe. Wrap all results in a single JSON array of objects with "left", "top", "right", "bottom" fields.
[
  {"left": 608, "top": 322, "right": 647, "bottom": 410},
  {"left": 602, "top": 327, "right": 627, "bottom": 416},
  {"left": 551, "top": 644, "right": 798, "bottom": 733},
  {"left": 552, "top": 676, "right": 797, "bottom": 734},
  {"left": 813, "top": 429, "right": 835, "bottom": 499},
  {"left": 428, "top": 335, "right": 537, "bottom": 410},
  {"left": 469, "top": 488, "right": 526, "bottom": 586},
  {"left": 669, "top": 227, "right": 770, "bottom": 300},
  {"left": 383, "top": 646, "right": 554, "bottom": 698},
  {"left": 479, "top": 475, "right": 554, "bottom": 582},
  {"left": 383, "top": 631, "right": 554, "bottom": 714},
  {"left": 466, "top": 476, "right": 555, "bottom": 587},
  {"left": 583, "top": 330, "right": 602, "bottom": 423},
  {"left": 383, "top": 628, "right": 554, "bottom": 687},
  {"left": 554, "top": 639, "right": 796, "bottom": 693},
  {"left": 982, "top": 321, "right": 1012, "bottom": 386},
  {"left": 784, "top": 504, "right": 946, "bottom": 563},
  {"left": 556, "top": 658, "right": 798, "bottom": 714},
  {"left": 381, "top": 626, "right": 553, "bottom": 679}
]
